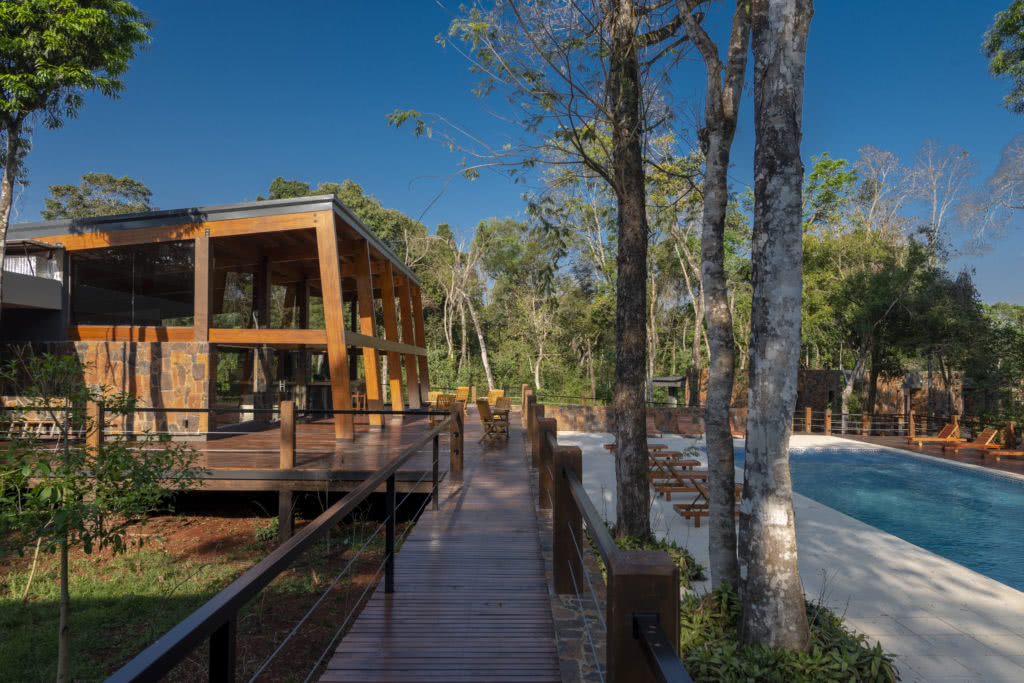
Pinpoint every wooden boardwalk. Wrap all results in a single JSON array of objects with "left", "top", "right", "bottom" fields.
[{"left": 321, "top": 412, "right": 561, "bottom": 682}]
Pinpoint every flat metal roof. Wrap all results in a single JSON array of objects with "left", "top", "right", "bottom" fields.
[{"left": 8, "top": 195, "right": 421, "bottom": 285}]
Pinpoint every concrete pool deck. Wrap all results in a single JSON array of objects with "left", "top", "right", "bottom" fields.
[{"left": 556, "top": 432, "right": 1024, "bottom": 682}]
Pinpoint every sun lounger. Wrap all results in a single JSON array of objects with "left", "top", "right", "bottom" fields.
[
  {"left": 672, "top": 480, "right": 743, "bottom": 528},
  {"left": 906, "top": 422, "right": 964, "bottom": 448},
  {"left": 676, "top": 416, "right": 704, "bottom": 439},
  {"left": 649, "top": 460, "right": 707, "bottom": 501},
  {"left": 942, "top": 428, "right": 999, "bottom": 456},
  {"left": 646, "top": 415, "right": 663, "bottom": 438}
]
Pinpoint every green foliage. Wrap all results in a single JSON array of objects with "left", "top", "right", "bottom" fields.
[
  {"left": 254, "top": 516, "right": 279, "bottom": 544},
  {"left": 606, "top": 524, "right": 706, "bottom": 584},
  {"left": 41, "top": 172, "right": 152, "bottom": 219},
  {"left": 0, "top": 353, "right": 204, "bottom": 559},
  {"left": 984, "top": 1, "right": 1024, "bottom": 113},
  {"left": 680, "top": 585, "right": 899, "bottom": 682},
  {"left": 0, "top": 1, "right": 151, "bottom": 128}
]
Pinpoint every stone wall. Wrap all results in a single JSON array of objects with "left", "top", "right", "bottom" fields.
[
  {"left": 540, "top": 403, "right": 747, "bottom": 434},
  {"left": 42, "top": 341, "right": 212, "bottom": 434}
]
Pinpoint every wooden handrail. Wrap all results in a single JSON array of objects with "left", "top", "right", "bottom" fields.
[{"left": 107, "top": 414, "right": 453, "bottom": 683}]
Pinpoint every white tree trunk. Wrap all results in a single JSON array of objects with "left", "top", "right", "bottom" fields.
[
  {"left": 740, "top": 0, "right": 813, "bottom": 651},
  {"left": 464, "top": 296, "right": 495, "bottom": 390}
]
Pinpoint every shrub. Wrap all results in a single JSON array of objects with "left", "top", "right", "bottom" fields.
[{"left": 680, "top": 584, "right": 899, "bottom": 682}]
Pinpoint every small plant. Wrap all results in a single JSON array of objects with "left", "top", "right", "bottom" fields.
[
  {"left": 605, "top": 524, "right": 707, "bottom": 584},
  {"left": 254, "top": 517, "right": 279, "bottom": 544}
]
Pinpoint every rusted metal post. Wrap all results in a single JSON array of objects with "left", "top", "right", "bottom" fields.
[
  {"left": 607, "top": 551, "right": 680, "bottom": 683},
  {"left": 824, "top": 408, "right": 831, "bottom": 435},
  {"left": 804, "top": 406, "right": 812, "bottom": 433},
  {"left": 538, "top": 418, "right": 555, "bottom": 510},
  {"left": 552, "top": 445, "right": 582, "bottom": 594},
  {"left": 86, "top": 400, "right": 103, "bottom": 450},
  {"left": 449, "top": 403, "right": 464, "bottom": 480}
]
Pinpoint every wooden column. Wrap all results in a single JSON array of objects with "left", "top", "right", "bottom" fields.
[
  {"left": 379, "top": 262, "right": 405, "bottom": 411},
  {"left": 194, "top": 233, "right": 213, "bottom": 435},
  {"left": 804, "top": 406, "right": 812, "bottom": 433},
  {"left": 607, "top": 551, "right": 680, "bottom": 682},
  {"left": 354, "top": 243, "right": 384, "bottom": 427},
  {"left": 314, "top": 212, "right": 354, "bottom": 440},
  {"left": 552, "top": 443, "right": 582, "bottom": 594},
  {"left": 824, "top": 408, "right": 832, "bottom": 435},
  {"left": 397, "top": 276, "right": 421, "bottom": 409},
  {"left": 411, "top": 284, "right": 431, "bottom": 401},
  {"left": 538, "top": 418, "right": 555, "bottom": 510},
  {"left": 278, "top": 400, "right": 295, "bottom": 541}
]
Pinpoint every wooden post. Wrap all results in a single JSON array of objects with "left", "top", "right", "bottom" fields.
[
  {"left": 86, "top": 401, "right": 103, "bottom": 451},
  {"left": 278, "top": 400, "right": 295, "bottom": 542},
  {"left": 194, "top": 233, "right": 212, "bottom": 344},
  {"left": 909, "top": 410, "right": 916, "bottom": 438},
  {"left": 314, "top": 211, "right": 354, "bottom": 440},
  {"left": 533, "top": 404, "right": 545, "bottom": 469},
  {"left": 552, "top": 444, "right": 583, "bottom": 594},
  {"left": 411, "top": 284, "right": 431, "bottom": 400},
  {"left": 449, "top": 402, "right": 464, "bottom": 480},
  {"left": 353, "top": 243, "right": 384, "bottom": 427},
  {"left": 379, "top": 262, "right": 405, "bottom": 412},
  {"left": 525, "top": 393, "right": 537, "bottom": 467},
  {"left": 804, "top": 406, "right": 812, "bottom": 433},
  {"left": 581, "top": 393, "right": 587, "bottom": 406},
  {"left": 471, "top": 385, "right": 477, "bottom": 404},
  {"left": 538, "top": 418, "right": 555, "bottom": 510},
  {"left": 521, "top": 384, "right": 528, "bottom": 412},
  {"left": 397, "top": 276, "right": 421, "bottom": 409},
  {"left": 607, "top": 551, "right": 680, "bottom": 682},
  {"left": 824, "top": 408, "right": 831, "bottom": 435},
  {"left": 861, "top": 413, "right": 870, "bottom": 435},
  {"left": 897, "top": 413, "right": 904, "bottom": 435}
]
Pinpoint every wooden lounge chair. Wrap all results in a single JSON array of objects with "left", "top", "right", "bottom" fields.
[
  {"left": 942, "top": 428, "right": 999, "bottom": 456},
  {"left": 906, "top": 423, "right": 963, "bottom": 448},
  {"left": 649, "top": 460, "right": 707, "bottom": 500},
  {"left": 477, "top": 399, "right": 508, "bottom": 443},
  {"left": 646, "top": 415, "right": 663, "bottom": 438},
  {"left": 672, "top": 480, "right": 743, "bottom": 528},
  {"left": 676, "top": 416, "right": 704, "bottom": 439},
  {"left": 984, "top": 449, "right": 1024, "bottom": 464}
]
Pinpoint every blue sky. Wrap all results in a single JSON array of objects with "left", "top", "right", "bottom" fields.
[{"left": 11, "top": 1, "right": 1024, "bottom": 302}]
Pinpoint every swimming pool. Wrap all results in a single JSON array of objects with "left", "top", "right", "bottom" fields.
[{"left": 735, "top": 446, "right": 1024, "bottom": 591}]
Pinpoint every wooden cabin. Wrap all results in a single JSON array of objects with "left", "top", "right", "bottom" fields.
[{"left": 1, "top": 196, "right": 430, "bottom": 441}]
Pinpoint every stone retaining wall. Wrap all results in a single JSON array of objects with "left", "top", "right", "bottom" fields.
[{"left": 539, "top": 403, "right": 748, "bottom": 435}]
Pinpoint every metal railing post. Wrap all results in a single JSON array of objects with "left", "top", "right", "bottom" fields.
[
  {"left": 607, "top": 550, "right": 680, "bottom": 683},
  {"left": 538, "top": 418, "right": 555, "bottom": 510},
  {"left": 552, "top": 445, "right": 582, "bottom": 594},
  {"left": 432, "top": 433, "right": 440, "bottom": 511},
  {"left": 385, "top": 473, "right": 395, "bottom": 593},
  {"left": 209, "top": 617, "right": 236, "bottom": 682}
]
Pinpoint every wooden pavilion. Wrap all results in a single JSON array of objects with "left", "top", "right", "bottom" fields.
[{"left": 4, "top": 196, "right": 431, "bottom": 441}]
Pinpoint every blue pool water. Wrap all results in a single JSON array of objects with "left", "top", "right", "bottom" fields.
[{"left": 734, "top": 447, "right": 1024, "bottom": 591}]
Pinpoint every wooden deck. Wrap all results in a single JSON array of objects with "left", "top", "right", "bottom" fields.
[
  {"left": 322, "top": 412, "right": 561, "bottom": 682},
  {"left": 150, "top": 416, "right": 450, "bottom": 492},
  {"left": 844, "top": 433, "right": 1024, "bottom": 476}
]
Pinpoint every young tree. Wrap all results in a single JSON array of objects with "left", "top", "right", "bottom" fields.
[
  {"left": 0, "top": 353, "right": 201, "bottom": 683},
  {"left": 676, "top": 0, "right": 751, "bottom": 589},
  {"left": 0, "top": 1, "right": 152, "bottom": 312},
  {"left": 41, "top": 172, "right": 152, "bottom": 219},
  {"left": 984, "top": 0, "right": 1024, "bottom": 113},
  {"left": 740, "top": 0, "right": 813, "bottom": 650}
]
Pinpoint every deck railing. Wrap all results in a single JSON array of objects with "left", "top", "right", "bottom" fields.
[
  {"left": 102, "top": 402, "right": 465, "bottom": 682},
  {"left": 525, "top": 388, "right": 692, "bottom": 683}
]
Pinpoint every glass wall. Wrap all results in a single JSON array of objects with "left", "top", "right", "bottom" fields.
[{"left": 71, "top": 241, "right": 194, "bottom": 326}]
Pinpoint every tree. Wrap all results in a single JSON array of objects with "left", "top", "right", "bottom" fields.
[
  {"left": 0, "top": 1, "right": 152, "bottom": 314},
  {"left": 984, "top": 1, "right": 1024, "bottom": 113},
  {"left": 41, "top": 172, "right": 152, "bottom": 219},
  {"left": 740, "top": 0, "right": 813, "bottom": 650},
  {"left": 0, "top": 352, "right": 201, "bottom": 683},
  {"left": 676, "top": 0, "right": 750, "bottom": 590},
  {"left": 394, "top": 1, "right": 702, "bottom": 539}
]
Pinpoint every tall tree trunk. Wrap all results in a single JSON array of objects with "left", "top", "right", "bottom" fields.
[
  {"left": 866, "top": 344, "right": 880, "bottom": 419},
  {"left": 464, "top": 296, "right": 495, "bottom": 390},
  {"left": 678, "top": 0, "right": 751, "bottom": 590},
  {"left": 587, "top": 340, "right": 596, "bottom": 401},
  {"left": 740, "top": 0, "right": 813, "bottom": 651},
  {"left": 608, "top": 0, "right": 650, "bottom": 540},
  {"left": 0, "top": 118, "right": 24, "bottom": 321},
  {"left": 458, "top": 303, "right": 468, "bottom": 373},
  {"left": 840, "top": 346, "right": 870, "bottom": 433}
]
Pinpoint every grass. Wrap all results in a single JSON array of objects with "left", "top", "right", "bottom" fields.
[{"left": 0, "top": 516, "right": 407, "bottom": 682}]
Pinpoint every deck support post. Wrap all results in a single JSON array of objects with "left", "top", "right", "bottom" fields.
[
  {"left": 538, "top": 418, "right": 556, "bottom": 510},
  {"left": 432, "top": 433, "right": 440, "bottom": 511},
  {"left": 209, "top": 617, "right": 236, "bottom": 682},
  {"left": 277, "top": 400, "right": 296, "bottom": 542},
  {"left": 552, "top": 444, "right": 582, "bottom": 594},
  {"left": 449, "top": 404, "right": 464, "bottom": 481},
  {"left": 607, "top": 550, "right": 680, "bottom": 683},
  {"left": 385, "top": 473, "right": 396, "bottom": 593}
]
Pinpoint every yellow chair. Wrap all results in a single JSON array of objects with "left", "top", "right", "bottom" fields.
[
  {"left": 477, "top": 399, "right": 508, "bottom": 443},
  {"left": 429, "top": 394, "right": 456, "bottom": 428},
  {"left": 487, "top": 388, "right": 505, "bottom": 405}
]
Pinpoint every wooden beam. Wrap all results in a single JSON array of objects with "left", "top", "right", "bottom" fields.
[
  {"left": 379, "top": 261, "right": 404, "bottom": 411},
  {"left": 194, "top": 233, "right": 212, "bottom": 342},
  {"left": 396, "top": 276, "right": 421, "bottom": 409},
  {"left": 354, "top": 240, "right": 384, "bottom": 426},
  {"left": 70, "top": 325, "right": 194, "bottom": 342},
  {"left": 411, "top": 284, "right": 431, "bottom": 401},
  {"left": 314, "top": 212, "right": 354, "bottom": 440},
  {"left": 209, "top": 328, "right": 327, "bottom": 346}
]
